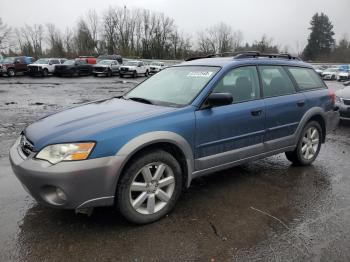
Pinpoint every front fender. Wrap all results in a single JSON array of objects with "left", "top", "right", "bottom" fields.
[{"left": 114, "top": 131, "right": 194, "bottom": 188}]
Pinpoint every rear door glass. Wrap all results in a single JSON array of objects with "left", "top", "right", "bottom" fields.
[
  {"left": 259, "top": 66, "right": 296, "bottom": 97},
  {"left": 287, "top": 67, "right": 325, "bottom": 90}
]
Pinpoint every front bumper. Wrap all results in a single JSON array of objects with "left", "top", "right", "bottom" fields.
[
  {"left": 336, "top": 103, "right": 350, "bottom": 120},
  {"left": 9, "top": 140, "right": 124, "bottom": 209}
]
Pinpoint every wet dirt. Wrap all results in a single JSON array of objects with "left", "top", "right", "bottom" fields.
[{"left": 0, "top": 76, "right": 349, "bottom": 261}]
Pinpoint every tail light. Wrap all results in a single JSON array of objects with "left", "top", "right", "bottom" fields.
[{"left": 328, "top": 89, "right": 336, "bottom": 104}]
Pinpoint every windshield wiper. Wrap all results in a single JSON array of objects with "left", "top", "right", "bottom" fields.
[{"left": 125, "top": 96, "right": 153, "bottom": 105}]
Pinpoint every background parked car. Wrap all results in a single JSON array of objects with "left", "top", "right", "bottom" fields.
[
  {"left": 313, "top": 65, "right": 326, "bottom": 76},
  {"left": 78, "top": 56, "right": 96, "bottom": 64},
  {"left": 335, "top": 85, "right": 350, "bottom": 121},
  {"left": 97, "top": 54, "right": 123, "bottom": 64},
  {"left": 28, "top": 58, "right": 66, "bottom": 76},
  {"left": 54, "top": 59, "right": 92, "bottom": 77},
  {"left": 119, "top": 60, "right": 150, "bottom": 78},
  {"left": 322, "top": 67, "right": 339, "bottom": 80},
  {"left": 336, "top": 69, "right": 350, "bottom": 81},
  {"left": 149, "top": 61, "right": 165, "bottom": 74},
  {"left": 0, "top": 56, "right": 34, "bottom": 77},
  {"left": 93, "top": 59, "right": 120, "bottom": 77}
]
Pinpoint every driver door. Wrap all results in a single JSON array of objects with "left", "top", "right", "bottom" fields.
[{"left": 194, "top": 66, "right": 266, "bottom": 171}]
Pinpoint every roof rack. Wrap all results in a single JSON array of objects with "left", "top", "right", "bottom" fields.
[{"left": 185, "top": 51, "right": 301, "bottom": 61}]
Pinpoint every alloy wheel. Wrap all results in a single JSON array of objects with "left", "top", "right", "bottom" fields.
[
  {"left": 129, "top": 162, "right": 175, "bottom": 215},
  {"left": 301, "top": 126, "right": 320, "bottom": 160}
]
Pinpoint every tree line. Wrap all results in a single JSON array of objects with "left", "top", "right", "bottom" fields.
[{"left": 0, "top": 8, "right": 349, "bottom": 62}]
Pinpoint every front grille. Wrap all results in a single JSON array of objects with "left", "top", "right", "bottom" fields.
[
  {"left": 343, "top": 99, "right": 350, "bottom": 106},
  {"left": 120, "top": 67, "right": 128, "bottom": 72},
  {"left": 29, "top": 66, "right": 40, "bottom": 72},
  {"left": 20, "top": 135, "right": 34, "bottom": 157},
  {"left": 94, "top": 67, "right": 107, "bottom": 72}
]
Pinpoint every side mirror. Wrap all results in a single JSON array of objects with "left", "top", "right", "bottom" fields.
[
  {"left": 204, "top": 93, "right": 233, "bottom": 109},
  {"left": 15, "top": 60, "right": 20, "bottom": 64},
  {"left": 48, "top": 62, "right": 52, "bottom": 65}
]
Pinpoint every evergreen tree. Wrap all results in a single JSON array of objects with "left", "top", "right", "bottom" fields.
[{"left": 303, "top": 13, "right": 335, "bottom": 61}]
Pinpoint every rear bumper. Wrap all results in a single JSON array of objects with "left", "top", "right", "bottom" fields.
[{"left": 9, "top": 139, "right": 125, "bottom": 209}]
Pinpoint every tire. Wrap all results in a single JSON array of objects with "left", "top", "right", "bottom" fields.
[
  {"left": 120, "top": 74, "right": 124, "bottom": 78},
  {"left": 116, "top": 150, "right": 183, "bottom": 224},
  {"left": 70, "top": 69, "right": 76, "bottom": 77},
  {"left": 132, "top": 71, "right": 137, "bottom": 78},
  {"left": 7, "top": 68, "right": 15, "bottom": 77},
  {"left": 145, "top": 70, "right": 149, "bottom": 77},
  {"left": 285, "top": 121, "right": 322, "bottom": 166},
  {"left": 331, "top": 75, "right": 336, "bottom": 80},
  {"left": 42, "top": 69, "right": 49, "bottom": 77},
  {"left": 107, "top": 69, "right": 112, "bottom": 77}
]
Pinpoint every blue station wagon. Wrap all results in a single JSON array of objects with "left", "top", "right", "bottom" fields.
[{"left": 10, "top": 52, "right": 339, "bottom": 224}]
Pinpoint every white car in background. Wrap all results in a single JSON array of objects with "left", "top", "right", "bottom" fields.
[
  {"left": 321, "top": 67, "right": 339, "bottom": 80},
  {"left": 119, "top": 60, "right": 150, "bottom": 78},
  {"left": 149, "top": 61, "right": 165, "bottom": 74},
  {"left": 28, "top": 58, "right": 66, "bottom": 76},
  {"left": 337, "top": 70, "right": 350, "bottom": 81}
]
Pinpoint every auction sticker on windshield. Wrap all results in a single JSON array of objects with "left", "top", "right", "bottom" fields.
[{"left": 187, "top": 71, "right": 213, "bottom": 78}]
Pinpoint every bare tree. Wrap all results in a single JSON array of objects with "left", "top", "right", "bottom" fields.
[
  {"left": 0, "top": 18, "right": 12, "bottom": 52},
  {"left": 46, "top": 23, "right": 64, "bottom": 57}
]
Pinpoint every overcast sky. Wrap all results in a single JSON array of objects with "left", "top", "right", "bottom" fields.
[{"left": 1, "top": 0, "right": 349, "bottom": 52}]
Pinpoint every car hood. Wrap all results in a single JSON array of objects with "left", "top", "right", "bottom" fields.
[
  {"left": 336, "top": 87, "right": 350, "bottom": 98},
  {"left": 24, "top": 98, "right": 176, "bottom": 151},
  {"left": 28, "top": 63, "right": 47, "bottom": 67},
  {"left": 121, "top": 65, "right": 137, "bottom": 69},
  {"left": 93, "top": 64, "right": 109, "bottom": 68}
]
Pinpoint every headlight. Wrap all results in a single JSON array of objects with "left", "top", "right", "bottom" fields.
[
  {"left": 36, "top": 142, "right": 95, "bottom": 164},
  {"left": 335, "top": 96, "right": 343, "bottom": 104}
]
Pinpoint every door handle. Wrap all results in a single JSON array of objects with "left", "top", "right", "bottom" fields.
[
  {"left": 297, "top": 100, "right": 305, "bottom": 107},
  {"left": 251, "top": 109, "right": 263, "bottom": 116}
]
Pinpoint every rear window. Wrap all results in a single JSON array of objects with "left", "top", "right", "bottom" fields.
[{"left": 288, "top": 67, "right": 325, "bottom": 90}]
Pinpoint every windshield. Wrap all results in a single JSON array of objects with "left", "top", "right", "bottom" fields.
[
  {"left": 125, "top": 61, "right": 138, "bottom": 66},
  {"left": 151, "top": 62, "right": 162, "bottom": 66},
  {"left": 63, "top": 60, "right": 75, "bottom": 65},
  {"left": 34, "top": 59, "right": 49, "bottom": 64},
  {"left": 125, "top": 66, "right": 220, "bottom": 107},
  {"left": 98, "top": 60, "right": 113, "bottom": 65},
  {"left": 2, "top": 57, "right": 15, "bottom": 63},
  {"left": 327, "top": 68, "right": 338, "bottom": 72}
]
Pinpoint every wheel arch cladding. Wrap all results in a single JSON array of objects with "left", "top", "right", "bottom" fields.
[
  {"left": 114, "top": 131, "right": 194, "bottom": 189},
  {"left": 295, "top": 107, "right": 327, "bottom": 144}
]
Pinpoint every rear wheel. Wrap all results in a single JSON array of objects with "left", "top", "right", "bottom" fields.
[
  {"left": 7, "top": 68, "right": 15, "bottom": 77},
  {"left": 116, "top": 150, "right": 182, "bottom": 224},
  {"left": 285, "top": 121, "right": 322, "bottom": 166}
]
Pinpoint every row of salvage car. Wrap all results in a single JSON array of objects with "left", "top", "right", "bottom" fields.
[
  {"left": 0, "top": 55, "right": 166, "bottom": 78},
  {"left": 313, "top": 64, "right": 350, "bottom": 81}
]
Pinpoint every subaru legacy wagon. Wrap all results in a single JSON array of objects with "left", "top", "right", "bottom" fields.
[{"left": 10, "top": 52, "right": 339, "bottom": 224}]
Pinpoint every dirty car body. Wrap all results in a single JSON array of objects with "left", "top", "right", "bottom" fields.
[{"left": 9, "top": 53, "right": 339, "bottom": 224}]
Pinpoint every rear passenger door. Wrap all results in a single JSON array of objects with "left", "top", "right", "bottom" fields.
[
  {"left": 259, "top": 65, "right": 307, "bottom": 150},
  {"left": 195, "top": 66, "right": 265, "bottom": 170}
]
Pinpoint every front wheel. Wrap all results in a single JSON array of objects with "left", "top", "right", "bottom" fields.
[
  {"left": 285, "top": 121, "right": 322, "bottom": 166},
  {"left": 116, "top": 150, "right": 183, "bottom": 224},
  {"left": 42, "top": 69, "right": 49, "bottom": 77},
  {"left": 132, "top": 71, "right": 137, "bottom": 78},
  {"left": 145, "top": 70, "right": 149, "bottom": 77}
]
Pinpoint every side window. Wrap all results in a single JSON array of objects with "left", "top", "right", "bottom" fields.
[
  {"left": 51, "top": 60, "right": 59, "bottom": 64},
  {"left": 213, "top": 66, "right": 260, "bottom": 103},
  {"left": 259, "top": 66, "right": 296, "bottom": 97},
  {"left": 287, "top": 67, "right": 325, "bottom": 90}
]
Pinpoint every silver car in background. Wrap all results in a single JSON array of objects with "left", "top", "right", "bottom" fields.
[{"left": 93, "top": 59, "right": 120, "bottom": 77}]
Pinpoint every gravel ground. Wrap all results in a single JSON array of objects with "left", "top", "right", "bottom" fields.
[{"left": 0, "top": 75, "right": 349, "bottom": 262}]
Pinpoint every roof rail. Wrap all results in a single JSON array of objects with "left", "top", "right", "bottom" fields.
[
  {"left": 234, "top": 51, "right": 301, "bottom": 60},
  {"left": 185, "top": 51, "right": 301, "bottom": 61}
]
